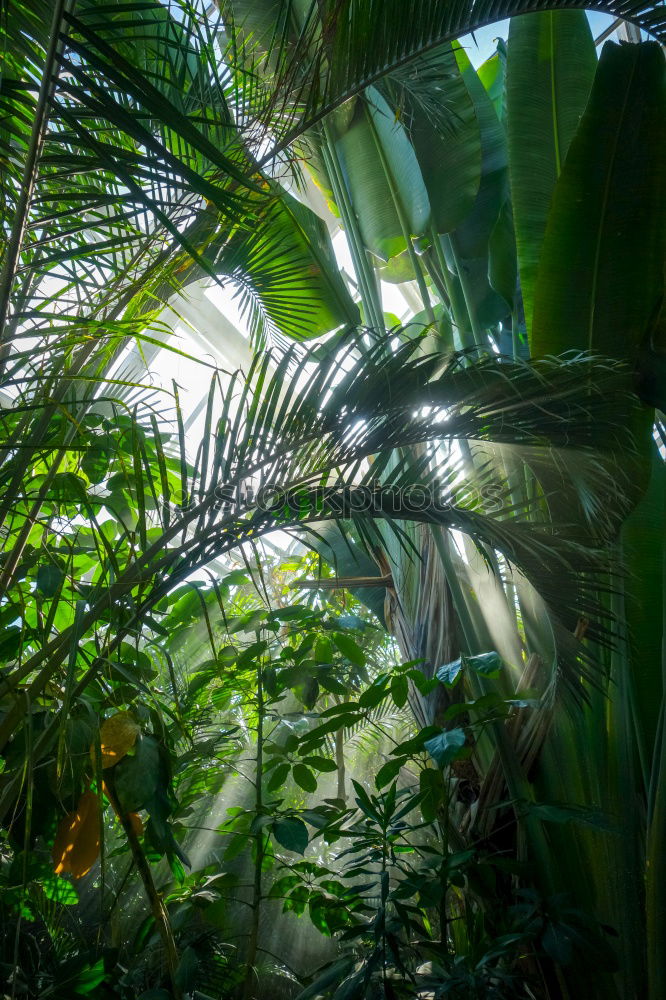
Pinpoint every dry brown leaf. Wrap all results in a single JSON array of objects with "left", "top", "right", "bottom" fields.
[
  {"left": 52, "top": 790, "right": 101, "bottom": 879},
  {"left": 91, "top": 711, "right": 140, "bottom": 768}
]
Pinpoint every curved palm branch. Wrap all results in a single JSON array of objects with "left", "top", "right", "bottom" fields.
[
  {"left": 0, "top": 336, "right": 638, "bottom": 811},
  {"left": 220, "top": 0, "right": 666, "bottom": 166}
]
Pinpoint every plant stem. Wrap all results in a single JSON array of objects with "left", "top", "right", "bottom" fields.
[
  {"left": 444, "top": 233, "right": 485, "bottom": 349},
  {"left": 106, "top": 781, "right": 181, "bottom": 998},
  {"left": 335, "top": 725, "right": 346, "bottom": 802},
  {"left": 243, "top": 651, "right": 265, "bottom": 1000},
  {"left": 320, "top": 128, "right": 385, "bottom": 335},
  {"left": 428, "top": 228, "right": 475, "bottom": 352}
]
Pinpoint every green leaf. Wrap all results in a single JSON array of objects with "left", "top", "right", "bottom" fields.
[
  {"left": 314, "top": 636, "right": 333, "bottom": 663},
  {"left": 267, "top": 762, "right": 291, "bottom": 791},
  {"left": 36, "top": 564, "right": 64, "bottom": 598},
  {"left": 41, "top": 874, "right": 79, "bottom": 905},
  {"left": 466, "top": 651, "right": 503, "bottom": 677},
  {"left": 521, "top": 799, "right": 615, "bottom": 832},
  {"left": 424, "top": 728, "right": 466, "bottom": 768},
  {"left": 295, "top": 958, "right": 356, "bottom": 1000},
  {"left": 406, "top": 669, "right": 439, "bottom": 696},
  {"left": 70, "top": 959, "right": 106, "bottom": 995},
  {"left": 451, "top": 42, "right": 508, "bottom": 259},
  {"left": 217, "top": 645, "right": 238, "bottom": 667},
  {"left": 0, "top": 626, "right": 22, "bottom": 662},
  {"left": 222, "top": 570, "right": 250, "bottom": 587},
  {"left": 172, "top": 946, "right": 198, "bottom": 992},
  {"left": 419, "top": 768, "right": 444, "bottom": 823},
  {"left": 213, "top": 189, "right": 360, "bottom": 344},
  {"left": 227, "top": 609, "right": 268, "bottom": 634},
  {"left": 81, "top": 439, "right": 112, "bottom": 484},
  {"left": 333, "top": 86, "right": 430, "bottom": 261},
  {"left": 304, "top": 756, "right": 338, "bottom": 773},
  {"left": 406, "top": 43, "right": 482, "bottom": 235},
  {"left": 114, "top": 734, "right": 160, "bottom": 813},
  {"left": 391, "top": 673, "right": 409, "bottom": 708},
  {"left": 273, "top": 817, "right": 309, "bottom": 855},
  {"left": 542, "top": 922, "right": 574, "bottom": 965},
  {"left": 436, "top": 657, "right": 464, "bottom": 686},
  {"left": 358, "top": 678, "right": 389, "bottom": 708},
  {"left": 478, "top": 38, "right": 507, "bottom": 120},
  {"left": 293, "top": 763, "right": 318, "bottom": 793},
  {"left": 488, "top": 198, "right": 517, "bottom": 310},
  {"left": 376, "top": 756, "right": 407, "bottom": 789},
  {"left": 437, "top": 651, "right": 502, "bottom": 684},
  {"left": 332, "top": 632, "right": 366, "bottom": 667},
  {"left": 531, "top": 42, "right": 666, "bottom": 364},
  {"left": 49, "top": 473, "right": 88, "bottom": 503},
  {"left": 506, "top": 11, "right": 596, "bottom": 335}
]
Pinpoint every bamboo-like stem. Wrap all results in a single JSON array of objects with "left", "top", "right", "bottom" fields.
[
  {"left": 428, "top": 228, "right": 476, "bottom": 352},
  {"left": 320, "top": 129, "right": 385, "bottom": 335},
  {"left": 443, "top": 233, "right": 485, "bottom": 349}
]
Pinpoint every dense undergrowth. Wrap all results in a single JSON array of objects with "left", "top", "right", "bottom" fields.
[{"left": 0, "top": 556, "right": 616, "bottom": 998}]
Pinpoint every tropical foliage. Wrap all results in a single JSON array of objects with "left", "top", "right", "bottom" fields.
[{"left": 0, "top": 0, "right": 664, "bottom": 998}]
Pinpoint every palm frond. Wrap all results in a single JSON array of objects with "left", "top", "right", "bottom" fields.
[
  {"left": 220, "top": 0, "right": 666, "bottom": 167},
  {"left": 0, "top": 336, "right": 639, "bottom": 782}
]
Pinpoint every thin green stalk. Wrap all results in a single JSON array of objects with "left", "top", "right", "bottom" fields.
[
  {"left": 106, "top": 780, "right": 181, "bottom": 999},
  {"left": 11, "top": 696, "right": 32, "bottom": 1000},
  {"left": 335, "top": 724, "right": 346, "bottom": 802},
  {"left": 646, "top": 535, "right": 666, "bottom": 999},
  {"left": 320, "top": 128, "right": 385, "bottom": 335},
  {"left": 243, "top": 651, "right": 266, "bottom": 1000},
  {"left": 444, "top": 233, "right": 485, "bottom": 349},
  {"left": 428, "top": 228, "right": 475, "bottom": 352},
  {"left": 607, "top": 555, "right": 647, "bottom": 992},
  {"left": 438, "top": 774, "right": 451, "bottom": 956}
]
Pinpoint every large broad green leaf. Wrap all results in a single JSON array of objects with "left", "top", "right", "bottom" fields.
[
  {"left": 334, "top": 86, "right": 431, "bottom": 262},
  {"left": 531, "top": 41, "right": 666, "bottom": 363},
  {"left": 424, "top": 727, "right": 466, "bottom": 767},
  {"left": 440, "top": 42, "right": 510, "bottom": 331},
  {"left": 488, "top": 198, "right": 517, "bottom": 311},
  {"left": 398, "top": 43, "right": 482, "bottom": 235},
  {"left": 506, "top": 11, "right": 596, "bottom": 337},
  {"left": 273, "top": 816, "right": 309, "bottom": 854},
  {"left": 477, "top": 38, "right": 507, "bottom": 120},
  {"left": 448, "top": 42, "right": 508, "bottom": 259},
  {"left": 114, "top": 735, "right": 160, "bottom": 814}
]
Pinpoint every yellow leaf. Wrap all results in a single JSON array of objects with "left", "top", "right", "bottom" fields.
[
  {"left": 52, "top": 791, "right": 100, "bottom": 879},
  {"left": 91, "top": 711, "right": 140, "bottom": 768}
]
